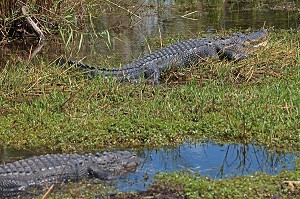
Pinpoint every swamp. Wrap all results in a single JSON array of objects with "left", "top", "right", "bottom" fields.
[{"left": 1, "top": 0, "right": 300, "bottom": 198}]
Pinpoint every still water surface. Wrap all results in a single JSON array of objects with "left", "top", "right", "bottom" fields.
[
  {"left": 85, "top": 0, "right": 300, "bottom": 62},
  {"left": 1, "top": 0, "right": 299, "bottom": 66},
  {"left": 116, "top": 142, "right": 298, "bottom": 191}
]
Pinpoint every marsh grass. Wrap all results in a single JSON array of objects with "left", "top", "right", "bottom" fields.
[
  {"left": 0, "top": 0, "right": 140, "bottom": 38},
  {"left": 0, "top": 0, "right": 111, "bottom": 44},
  {"left": 0, "top": 30, "right": 299, "bottom": 152}
]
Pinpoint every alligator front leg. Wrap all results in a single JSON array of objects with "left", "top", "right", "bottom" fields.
[
  {"left": 144, "top": 67, "right": 161, "bottom": 85},
  {"left": 87, "top": 167, "right": 112, "bottom": 180},
  {"left": 219, "top": 48, "right": 255, "bottom": 61}
]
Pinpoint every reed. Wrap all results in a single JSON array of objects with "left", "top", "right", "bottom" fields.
[{"left": 0, "top": 0, "right": 17, "bottom": 18}]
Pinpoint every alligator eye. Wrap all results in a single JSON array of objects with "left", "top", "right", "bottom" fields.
[{"left": 244, "top": 41, "right": 250, "bottom": 46}]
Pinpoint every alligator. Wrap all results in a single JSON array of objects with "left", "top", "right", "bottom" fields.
[
  {"left": 0, "top": 150, "right": 140, "bottom": 198},
  {"left": 58, "top": 29, "right": 268, "bottom": 84}
]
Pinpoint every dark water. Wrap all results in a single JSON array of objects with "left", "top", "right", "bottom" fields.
[
  {"left": 2, "top": 0, "right": 299, "bottom": 65},
  {"left": 1, "top": 142, "right": 298, "bottom": 192},
  {"left": 81, "top": 0, "right": 300, "bottom": 63}
]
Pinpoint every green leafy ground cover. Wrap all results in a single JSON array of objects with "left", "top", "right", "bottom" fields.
[{"left": 154, "top": 170, "right": 300, "bottom": 198}]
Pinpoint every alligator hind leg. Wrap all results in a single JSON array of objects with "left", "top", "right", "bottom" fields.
[{"left": 87, "top": 167, "right": 112, "bottom": 180}]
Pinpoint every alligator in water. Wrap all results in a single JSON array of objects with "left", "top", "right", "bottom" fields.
[
  {"left": 59, "top": 29, "right": 268, "bottom": 84},
  {"left": 0, "top": 150, "right": 140, "bottom": 198}
]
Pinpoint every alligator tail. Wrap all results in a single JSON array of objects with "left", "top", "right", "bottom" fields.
[{"left": 56, "top": 58, "right": 98, "bottom": 71}]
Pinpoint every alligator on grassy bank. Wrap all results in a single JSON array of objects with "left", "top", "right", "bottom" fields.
[
  {"left": 0, "top": 151, "right": 140, "bottom": 198},
  {"left": 58, "top": 29, "right": 268, "bottom": 84}
]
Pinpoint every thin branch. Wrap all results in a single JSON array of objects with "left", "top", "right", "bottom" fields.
[
  {"left": 104, "top": 0, "right": 141, "bottom": 19},
  {"left": 28, "top": 43, "right": 44, "bottom": 61},
  {"left": 181, "top": 11, "right": 199, "bottom": 21},
  {"left": 42, "top": 184, "right": 55, "bottom": 199},
  {"left": 21, "top": 6, "right": 45, "bottom": 43}
]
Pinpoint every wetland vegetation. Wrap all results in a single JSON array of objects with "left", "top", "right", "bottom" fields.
[{"left": 1, "top": 0, "right": 300, "bottom": 198}]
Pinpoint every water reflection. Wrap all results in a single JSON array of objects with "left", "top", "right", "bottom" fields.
[
  {"left": 117, "top": 142, "right": 298, "bottom": 191},
  {"left": 81, "top": 0, "right": 299, "bottom": 64}
]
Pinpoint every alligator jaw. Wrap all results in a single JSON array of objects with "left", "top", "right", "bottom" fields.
[
  {"left": 246, "top": 29, "right": 269, "bottom": 48},
  {"left": 253, "top": 40, "right": 268, "bottom": 48}
]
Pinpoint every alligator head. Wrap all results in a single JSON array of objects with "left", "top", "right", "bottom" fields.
[
  {"left": 241, "top": 29, "right": 269, "bottom": 48},
  {"left": 217, "top": 29, "right": 269, "bottom": 60},
  {"left": 88, "top": 150, "right": 141, "bottom": 180}
]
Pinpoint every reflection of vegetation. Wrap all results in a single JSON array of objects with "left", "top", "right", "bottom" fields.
[{"left": 217, "top": 144, "right": 291, "bottom": 178}]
